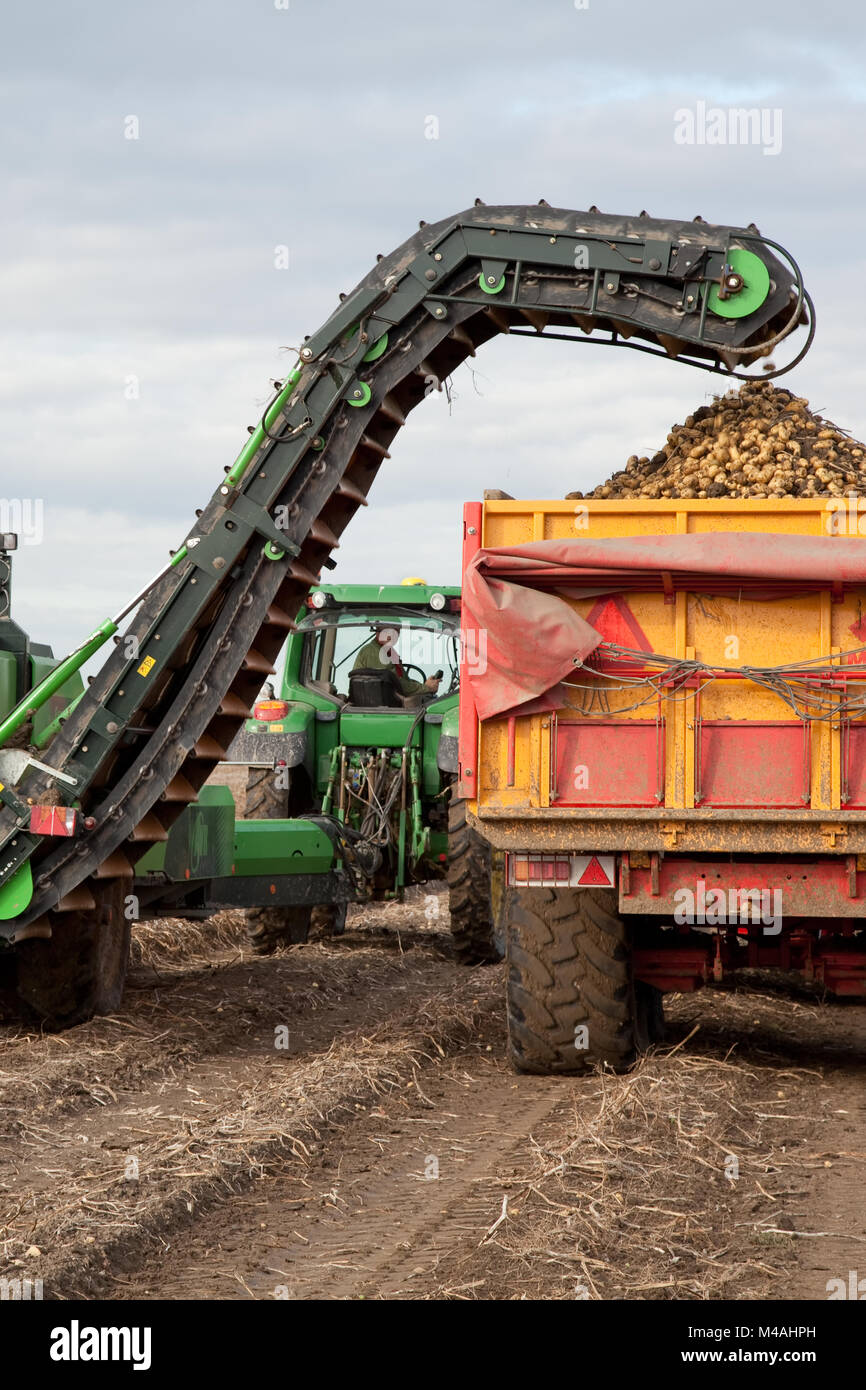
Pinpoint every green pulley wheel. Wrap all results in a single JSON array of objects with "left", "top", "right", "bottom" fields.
[
  {"left": 362, "top": 332, "right": 388, "bottom": 362},
  {"left": 705, "top": 248, "right": 770, "bottom": 319},
  {"left": 344, "top": 324, "right": 388, "bottom": 362},
  {"left": 347, "top": 382, "right": 372, "bottom": 407},
  {"left": 479, "top": 272, "right": 506, "bottom": 295},
  {"left": 263, "top": 541, "right": 285, "bottom": 561}
]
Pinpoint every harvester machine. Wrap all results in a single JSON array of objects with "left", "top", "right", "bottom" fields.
[{"left": 0, "top": 204, "right": 811, "bottom": 1025}]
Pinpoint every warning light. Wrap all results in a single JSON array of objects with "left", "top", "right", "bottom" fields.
[
  {"left": 253, "top": 699, "right": 289, "bottom": 722},
  {"left": 508, "top": 853, "right": 571, "bottom": 886},
  {"left": 506, "top": 852, "right": 616, "bottom": 889}
]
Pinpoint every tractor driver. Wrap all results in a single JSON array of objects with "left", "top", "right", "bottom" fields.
[{"left": 352, "top": 624, "right": 441, "bottom": 699}]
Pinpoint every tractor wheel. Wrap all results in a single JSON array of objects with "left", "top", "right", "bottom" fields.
[
  {"left": 447, "top": 796, "right": 499, "bottom": 965},
  {"left": 506, "top": 885, "right": 663, "bottom": 1074},
  {"left": 15, "top": 878, "right": 131, "bottom": 1031},
  {"left": 310, "top": 901, "right": 348, "bottom": 939},
  {"left": 243, "top": 766, "right": 312, "bottom": 954}
]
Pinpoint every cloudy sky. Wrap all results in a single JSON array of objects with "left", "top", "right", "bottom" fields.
[{"left": 2, "top": 0, "right": 865, "bottom": 658}]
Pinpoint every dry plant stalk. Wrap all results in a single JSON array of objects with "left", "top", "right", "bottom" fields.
[{"left": 457, "top": 1041, "right": 814, "bottom": 1301}]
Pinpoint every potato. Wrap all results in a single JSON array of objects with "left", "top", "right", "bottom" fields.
[{"left": 583, "top": 381, "right": 866, "bottom": 502}]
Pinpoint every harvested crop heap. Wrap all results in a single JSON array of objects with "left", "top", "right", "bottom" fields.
[{"left": 573, "top": 381, "right": 866, "bottom": 500}]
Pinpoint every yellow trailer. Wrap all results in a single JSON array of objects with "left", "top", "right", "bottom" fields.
[{"left": 459, "top": 497, "right": 866, "bottom": 1073}]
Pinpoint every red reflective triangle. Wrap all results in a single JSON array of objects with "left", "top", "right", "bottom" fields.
[
  {"left": 578, "top": 855, "right": 612, "bottom": 886},
  {"left": 846, "top": 614, "right": 866, "bottom": 665},
  {"left": 585, "top": 594, "right": 651, "bottom": 652}
]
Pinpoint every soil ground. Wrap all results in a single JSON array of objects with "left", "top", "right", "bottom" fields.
[{"left": 1, "top": 890, "right": 863, "bottom": 1301}]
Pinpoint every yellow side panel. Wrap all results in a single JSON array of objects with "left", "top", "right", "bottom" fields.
[{"left": 476, "top": 500, "right": 866, "bottom": 822}]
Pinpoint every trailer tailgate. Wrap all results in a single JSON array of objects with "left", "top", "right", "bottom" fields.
[{"left": 461, "top": 498, "right": 866, "bottom": 855}]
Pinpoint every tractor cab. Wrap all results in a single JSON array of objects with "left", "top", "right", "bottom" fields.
[
  {"left": 297, "top": 585, "right": 461, "bottom": 710},
  {"left": 231, "top": 580, "right": 463, "bottom": 807}
]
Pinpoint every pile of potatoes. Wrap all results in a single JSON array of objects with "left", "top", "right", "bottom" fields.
[{"left": 568, "top": 381, "right": 866, "bottom": 501}]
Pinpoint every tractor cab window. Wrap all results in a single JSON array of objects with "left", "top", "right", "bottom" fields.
[{"left": 298, "top": 610, "right": 461, "bottom": 704}]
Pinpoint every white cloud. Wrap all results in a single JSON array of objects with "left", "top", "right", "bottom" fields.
[{"left": 2, "top": 0, "right": 864, "bottom": 670}]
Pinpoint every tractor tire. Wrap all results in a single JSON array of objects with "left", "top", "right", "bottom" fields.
[
  {"left": 506, "top": 885, "right": 663, "bottom": 1074},
  {"left": 243, "top": 766, "right": 311, "bottom": 954},
  {"left": 447, "top": 797, "right": 499, "bottom": 965},
  {"left": 310, "top": 901, "right": 348, "bottom": 939},
  {"left": 14, "top": 878, "right": 131, "bottom": 1031}
]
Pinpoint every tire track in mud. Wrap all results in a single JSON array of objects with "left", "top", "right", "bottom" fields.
[
  {"left": 3, "top": 902, "right": 866, "bottom": 1303},
  {"left": 0, "top": 909, "right": 499, "bottom": 1299},
  {"left": 785, "top": 1065, "right": 866, "bottom": 1301},
  {"left": 109, "top": 986, "right": 866, "bottom": 1303},
  {"left": 114, "top": 1061, "right": 567, "bottom": 1301}
]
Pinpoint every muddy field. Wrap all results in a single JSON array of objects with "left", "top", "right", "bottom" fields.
[{"left": 0, "top": 890, "right": 864, "bottom": 1302}]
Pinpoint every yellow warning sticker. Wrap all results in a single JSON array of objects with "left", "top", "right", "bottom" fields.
[
  {"left": 269, "top": 724, "right": 284, "bottom": 733},
  {"left": 137, "top": 655, "right": 156, "bottom": 677}
]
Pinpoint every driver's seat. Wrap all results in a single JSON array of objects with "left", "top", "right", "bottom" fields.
[{"left": 348, "top": 668, "right": 402, "bottom": 708}]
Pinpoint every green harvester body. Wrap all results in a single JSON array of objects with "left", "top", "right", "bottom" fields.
[{"left": 133, "top": 581, "right": 462, "bottom": 918}]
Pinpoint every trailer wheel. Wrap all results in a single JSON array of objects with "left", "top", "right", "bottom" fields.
[
  {"left": 14, "top": 879, "right": 131, "bottom": 1030},
  {"left": 447, "top": 796, "right": 499, "bottom": 965},
  {"left": 506, "top": 885, "right": 662, "bottom": 1074},
  {"left": 243, "top": 766, "right": 311, "bottom": 953}
]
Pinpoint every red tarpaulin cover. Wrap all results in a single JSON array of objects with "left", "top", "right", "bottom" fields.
[{"left": 462, "top": 532, "right": 866, "bottom": 720}]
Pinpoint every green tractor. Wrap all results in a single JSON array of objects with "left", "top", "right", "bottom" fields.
[
  {"left": 225, "top": 578, "right": 500, "bottom": 960},
  {"left": 0, "top": 541, "right": 86, "bottom": 758},
  {"left": 0, "top": 536, "right": 93, "bottom": 1012}
]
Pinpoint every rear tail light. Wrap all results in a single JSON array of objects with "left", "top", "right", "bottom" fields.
[
  {"left": 253, "top": 699, "right": 289, "bottom": 722},
  {"left": 508, "top": 853, "right": 572, "bottom": 885},
  {"left": 507, "top": 852, "right": 616, "bottom": 888}
]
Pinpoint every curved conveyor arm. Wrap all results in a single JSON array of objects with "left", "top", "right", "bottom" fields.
[{"left": 0, "top": 204, "right": 812, "bottom": 937}]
